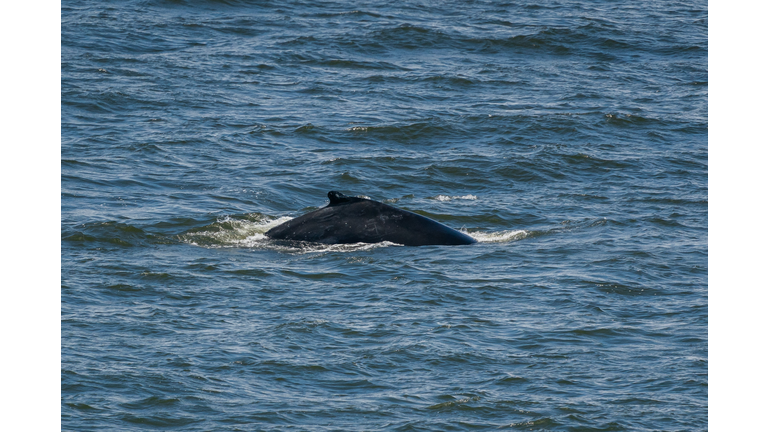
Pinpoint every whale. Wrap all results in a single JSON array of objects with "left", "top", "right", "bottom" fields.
[{"left": 265, "top": 191, "right": 477, "bottom": 246}]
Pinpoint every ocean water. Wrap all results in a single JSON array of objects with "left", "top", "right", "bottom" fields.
[{"left": 61, "top": 0, "right": 708, "bottom": 430}]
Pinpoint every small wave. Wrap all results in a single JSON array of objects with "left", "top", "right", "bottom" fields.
[
  {"left": 426, "top": 396, "right": 481, "bottom": 410},
  {"left": 179, "top": 215, "right": 291, "bottom": 247},
  {"left": 294, "top": 123, "right": 316, "bottom": 133},
  {"left": 313, "top": 10, "right": 384, "bottom": 18},
  {"left": 604, "top": 113, "right": 667, "bottom": 128},
  {"left": 469, "top": 230, "right": 529, "bottom": 243},
  {"left": 430, "top": 194, "right": 477, "bottom": 202},
  {"left": 344, "top": 119, "right": 460, "bottom": 141},
  {"left": 317, "top": 59, "right": 404, "bottom": 70},
  {"left": 507, "top": 418, "right": 561, "bottom": 429},
  {"left": 63, "top": 221, "right": 165, "bottom": 247}
]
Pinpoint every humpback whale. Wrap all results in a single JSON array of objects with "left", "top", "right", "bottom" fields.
[{"left": 265, "top": 191, "right": 477, "bottom": 246}]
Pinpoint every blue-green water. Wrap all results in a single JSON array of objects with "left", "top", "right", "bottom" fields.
[{"left": 61, "top": 1, "right": 707, "bottom": 430}]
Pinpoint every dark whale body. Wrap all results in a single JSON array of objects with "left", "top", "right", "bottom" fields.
[{"left": 265, "top": 191, "right": 477, "bottom": 246}]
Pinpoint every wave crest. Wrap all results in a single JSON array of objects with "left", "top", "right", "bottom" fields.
[{"left": 179, "top": 215, "right": 291, "bottom": 247}]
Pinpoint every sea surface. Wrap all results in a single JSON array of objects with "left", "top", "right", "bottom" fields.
[{"left": 61, "top": 1, "right": 708, "bottom": 430}]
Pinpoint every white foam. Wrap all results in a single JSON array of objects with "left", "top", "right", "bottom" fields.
[
  {"left": 232, "top": 233, "right": 268, "bottom": 247},
  {"left": 181, "top": 215, "right": 293, "bottom": 248},
  {"left": 291, "top": 241, "right": 402, "bottom": 254},
  {"left": 432, "top": 194, "right": 478, "bottom": 202},
  {"left": 469, "top": 229, "right": 528, "bottom": 243}
]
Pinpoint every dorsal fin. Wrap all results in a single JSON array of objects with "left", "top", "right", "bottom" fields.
[{"left": 328, "top": 190, "right": 353, "bottom": 205}]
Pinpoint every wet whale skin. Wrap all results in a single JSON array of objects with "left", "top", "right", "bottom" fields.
[{"left": 266, "top": 192, "right": 477, "bottom": 246}]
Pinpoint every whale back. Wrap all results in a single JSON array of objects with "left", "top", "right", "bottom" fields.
[{"left": 265, "top": 191, "right": 476, "bottom": 246}]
